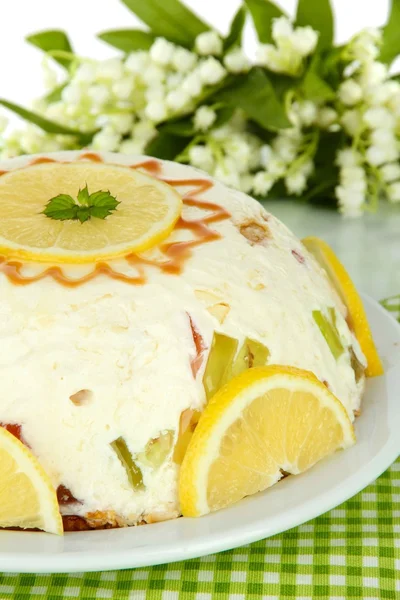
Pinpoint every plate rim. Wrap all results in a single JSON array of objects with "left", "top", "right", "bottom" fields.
[{"left": 0, "top": 293, "right": 399, "bottom": 573}]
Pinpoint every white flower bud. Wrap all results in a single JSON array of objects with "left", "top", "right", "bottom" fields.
[
  {"left": 260, "top": 144, "right": 273, "bottom": 168},
  {"left": 336, "top": 186, "right": 364, "bottom": 217},
  {"left": 133, "top": 120, "right": 157, "bottom": 143},
  {"left": 61, "top": 84, "right": 83, "bottom": 105},
  {"left": 252, "top": 171, "right": 274, "bottom": 196},
  {"left": 214, "top": 157, "right": 240, "bottom": 188},
  {"left": 92, "top": 127, "right": 121, "bottom": 152},
  {"left": 370, "top": 128, "right": 397, "bottom": 148},
  {"left": 198, "top": 58, "right": 226, "bottom": 85},
  {"left": 272, "top": 17, "right": 293, "bottom": 45},
  {"left": 366, "top": 144, "right": 398, "bottom": 166},
  {"left": 285, "top": 172, "right": 307, "bottom": 195},
  {"left": 74, "top": 62, "right": 97, "bottom": 84},
  {"left": 145, "top": 100, "right": 168, "bottom": 123},
  {"left": 165, "top": 89, "right": 191, "bottom": 112},
  {"left": 273, "top": 136, "right": 297, "bottom": 163},
  {"left": 387, "top": 181, "right": 400, "bottom": 202},
  {"left": 97, "top": 58, "right": 124, "bottom": 81},
  {"left": 317, "top": 107, "right": 337, "bottom": 128},
  {"left": 145, "top": 85, "right": 165, "bottom": 103},
  {"left": 107, "top": 114, "right": 134, "bottom": 135},
  {"left": 112, "top": 77, "right": 134, "bottom": 100},
  {"left": 340, "top": 166, "right": 366, "bottom": 193},
  {"left": 181, "top": 72, "right": 203, "bottom": 97},
  {"left": 380, "top": 162, "right": 400, "bottom": 182},
  {"left": 142, "top": 65, "right": 165, "bottom": 86},
  {"left": 194, "top": 106, "right": 216, "bottom": 131},
  {"left": 171, "top": 48, "right": 197, "bottom": 73},
  {"left": 87, "top": 84, "right": 111, "bottom": 108},
  {"left": 119, "top": 139, "right": 145, "bottom": 155},
  {"left": 150, "top": 38, "right": 175, "bottom": 66},
  {"left": 297, "top": 100, "right": 317, "bottom": 126},
  {"left": 363, "top": 107, "right": 395, "bottom": 129},
  {"left": 339, "top": 79, "right": 363, "bottom": 105},
  {"left": 195, "top": 31, "right": 223, "bottom": 56},
  {"left": 223, "top": 49, "right": 250, "bottom": 73},
  {"left": 267, "top": 157, "right": 286, "bottom": 177},
  {"left": 336, "top": 148, "right": 362, "bottom": 168},
  {"left": 291, "top": 26, "right": 319, "bottom": 56},
  {"left": 359, "top": 62, "right": 388, "bottom": 88},
  {"left": 166, "top": 73, "right": 183, "bottom": 90},
  {"left": 341, "top": 110, "right": 362, "bottom": 136},
  {"left": 125, "top": 52, "right": 150, "bottom": 74},
  {"left": 189, "top": 145, "right": 214, "bottom": 171}
]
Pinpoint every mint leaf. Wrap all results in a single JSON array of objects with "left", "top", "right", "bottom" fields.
[
  {"left": 42, "top": 194, "right": 78, "bottom": 220},
  {"left": 76, "top": 207, "right": 91, "bottom": 223},
  {"left": 121, "top": 0, "right": 210, "bottom": 48},
  {"left": 245, "top": 0, "right": 286, "bottom": 44},
  {"left": 295, "top": 0, "right": 334, "bottom": 51},
  {"left": 26, "top": 30, "right": 73, "bottom": 70},
  {"left": 0, "top": 99, "right": 96, "bottom": 144},
  {"left": 98, "top": 29, "right": 156, "bottom": 52},
  {"left": 224, "top": 6, "right": 247, "bottom": 52},
  {"left": 43, "top": 187, "right": 119, "bottom": 223},
  {"left": 212, "top": 67, "right": 291, "bottom": 131},
  {"left": 380, "top": 0, "right": 400, "bottom": 65},
  {"left": 77, "top": 185, "right": 90, "bottom": 206}
]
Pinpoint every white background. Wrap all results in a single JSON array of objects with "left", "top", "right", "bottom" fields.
[{"left": 0, "top": 0, "right": 391, "bottom": 105}]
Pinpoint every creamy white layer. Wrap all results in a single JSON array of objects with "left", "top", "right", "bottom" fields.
[{"left": 0, "top": 152, "right": 365, "bottom": 524}]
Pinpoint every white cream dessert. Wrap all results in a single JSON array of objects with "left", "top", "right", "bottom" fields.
[{"left": 0, "top": 151, "right": 366, "bottom": 530}]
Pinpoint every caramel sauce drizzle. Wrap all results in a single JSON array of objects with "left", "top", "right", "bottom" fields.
[{"left": 0, "top": 153, "right": 230, "bottom": 287}]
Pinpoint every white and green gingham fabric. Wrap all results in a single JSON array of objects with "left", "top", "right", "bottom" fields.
[{"left": 0, "top": 296, "right": 399, "bottom": 600}]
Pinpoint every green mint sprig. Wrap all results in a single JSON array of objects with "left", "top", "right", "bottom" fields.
[{"left": 42, "top": 184, "right": 120, "bottom": 223}]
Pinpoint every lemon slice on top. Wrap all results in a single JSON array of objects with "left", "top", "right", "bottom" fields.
[
  {"left": 179, "top": 365, "right": 355, "bottom": 517},
  {"left": 0, "top": 427, "right": 63, "bottom": 534},
  {"left": 302, "top": 236, "right": 383, "bottom": 377},
  {"left": 0, "top": 161, "right": 182, "bottom": 263}
]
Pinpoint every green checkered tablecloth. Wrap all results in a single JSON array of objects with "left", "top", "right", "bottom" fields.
[{"left": 0, "top": 296, "right": 399, "bottom": 600}]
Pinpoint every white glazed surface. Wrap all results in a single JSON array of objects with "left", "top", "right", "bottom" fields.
[{"left": 0, "top": 152, "right": 365, "bottom": 525}]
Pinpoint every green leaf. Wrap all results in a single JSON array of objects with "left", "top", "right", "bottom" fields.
[
  {"left": 295, "top": 0, "right": 334, "bottom": 51},
  {"left": 301, "top": 56, "right": 335, "bottom": 101},
  {"left": 121, "top": 0, "right": 210, "bottom": 48},
  {"left": 76, "top": 207, "right": 91, "bottom": 223},
  {"left": 212, "top": 67, "right": 291, "bottom": 131},
  {"left": 380, "top": 0, "right": 400, "bottom": 64},
  {"left": 160, "top": 116, "right": 195, "bottom": 137},
  {"left": 89, "top": 190, "right": 120, "bottom": 218},
  {"left": 77, "top": 185, "right": 90, "bottom": 206},
  {"left": 213, "top": 106, "right": 235, "bottom": 128},
  {"left": 44, "top": 82, "right": 67, "bottom": 104},
  {"left": 98, "top": 29, "right": 156, "bottom": 52},
  {"left": 302, "top": 70, "right": 335, "bottom": 101},
  {"left": 223, "top": 6, "right": 247, "bottom": 52},
  {"left": 42, "top": 194, "right": 78, "bottom": 220},
  {"left": 26, "top": 30, "right": 73, "bottom": 69},
  {"left": 146, "top": 131, "right": 190, "bottom": 160},
  {"left": 245, "top": 0, "right": 286, "bottom": 44},
  {"left": 0, "top": 99, "right": 96, "bottom": 144}
]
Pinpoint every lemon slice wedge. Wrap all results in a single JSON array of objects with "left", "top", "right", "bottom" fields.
[
  {"left": 179, "top": 365, "right": 355, "bottom": 517},
  {"left": 0, "top": 427, "right": 63, "bottom": 534},
  {"left": 302, "top": 236, "right": 383, "bottom": 377},
  {"left": 0, "top": 161, "right": 182, "bottom": 263}
]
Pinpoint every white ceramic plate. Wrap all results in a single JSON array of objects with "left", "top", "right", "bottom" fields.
[{"left": 0, "top": 294, "right": 399, "bottom": 573}]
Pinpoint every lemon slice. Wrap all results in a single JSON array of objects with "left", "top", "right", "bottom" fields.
[
  {"left": 302, "top": 236, "right": 383, "bottom": 377},
  {"left": 179, "top": 365, "right": 355, "bottom": 517},
  {"left": 0, "top": 161, "right": 182, "bottom": 263},
  {"left": 0, "top": 427, "right": 63, "bottom": 534}
]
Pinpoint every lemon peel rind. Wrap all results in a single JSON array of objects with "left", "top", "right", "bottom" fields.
[
  {"left": 0, "top": 427, "right": 63, "bottom": 535},
  {"left": 179, "top": 365, "right": 355, "bottom": 518},
  {"left": 302, "top": 236, "right": 383, "bottom": 377}
]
